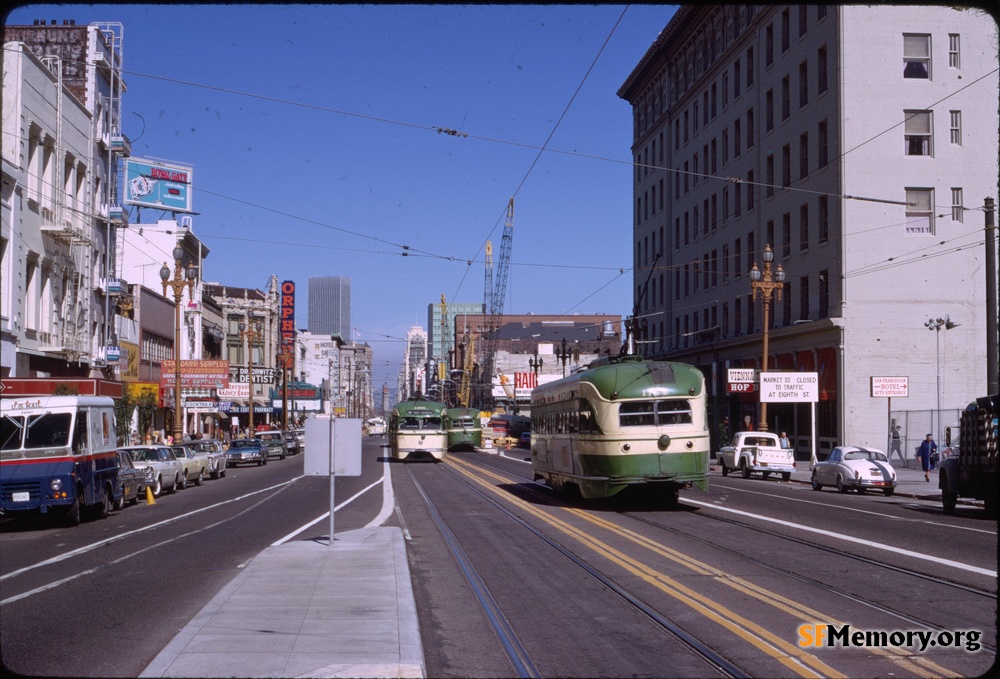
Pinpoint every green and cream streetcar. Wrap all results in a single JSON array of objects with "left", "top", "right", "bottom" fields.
[
  {"left": 389, "top": 396, "right": 447, "bottom": 461},
  {"left": 530, "top": 355, "right": 709, "bottom": 501},
  {"left": 443, "top": 407, "right": 483, "bottom": 452}
]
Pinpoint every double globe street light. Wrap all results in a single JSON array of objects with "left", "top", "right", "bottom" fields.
[
  {"left": 160, "top": 247, "right": 197, "bottom": 443},
  {"left": 749, "top": 244, "right": 786, "bottom": 432},
  {"left": 925, "top": 314, "right": 960, "bottom": 447},
  {"left": 239, "top": 319, "right": 264, "bottom": 435}
]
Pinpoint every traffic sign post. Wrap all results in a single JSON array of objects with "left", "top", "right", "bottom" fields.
[{"left": 760, "top": 372, "right": 820, "bottom": 468}]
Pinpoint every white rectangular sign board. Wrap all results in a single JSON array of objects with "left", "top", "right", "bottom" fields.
[
  {"left": 871, "top": 376, "right": 908, "bottom": 397},
  {"left": 759, "top": 372, "right": 819, "bottom": 403},
  {"left": 304, "top": 417, "right": 362, "bottom": 476}
]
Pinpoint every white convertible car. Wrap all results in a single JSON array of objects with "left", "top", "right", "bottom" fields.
[{"left": 811, "top": 446, "right": 897, "bottom": 496}]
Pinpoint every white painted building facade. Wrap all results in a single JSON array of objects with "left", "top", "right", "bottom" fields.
[{"left": 619, "top": 5, "right": 997, "bottom": 455}]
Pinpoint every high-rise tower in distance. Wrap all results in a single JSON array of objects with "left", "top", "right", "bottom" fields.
[{"left": 308, "top": 276, "right": 351, "bottom": 338}]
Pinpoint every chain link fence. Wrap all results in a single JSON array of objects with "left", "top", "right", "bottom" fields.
[{"left": 888, "top": 409, "right": 962, "bottom": 468}]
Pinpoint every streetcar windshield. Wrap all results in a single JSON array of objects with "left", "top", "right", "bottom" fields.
[
  {"left": 400, "top": 416, "right": 441, "bottom": 430},
  {"left": 619, "top": 400, "right": 692, "bottom": 427}
]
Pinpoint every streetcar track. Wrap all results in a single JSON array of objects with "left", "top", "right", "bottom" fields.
[
  {"left": 405, "top": 465, "right": 541, "bottom": 679},
  {"left": 450, "top": 453, "right": 981, "bottom": 678}
]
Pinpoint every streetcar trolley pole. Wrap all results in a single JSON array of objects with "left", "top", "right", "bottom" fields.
[{"left": 305, "top": 416, "right": 362, "bottom": 546}]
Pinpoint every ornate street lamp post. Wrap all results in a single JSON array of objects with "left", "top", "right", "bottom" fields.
[
  {"left": 160, "top": 247, "right": 196, "bottom": 443},
  {"left": 529, "top": 348, "right": 544, "bottom": 376},
  {"left": 749, "top": 244, "right": 786, "bottom": 432},
  {"left": 555, "top": 338, "right": 572, "bottom": 378},
  {"left": 239, "top": 319, "right": 263, "bottom": 435}
]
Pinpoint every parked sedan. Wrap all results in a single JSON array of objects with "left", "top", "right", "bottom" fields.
[
  {"left": 120, "top": 445, "right": 184, "bottom": 497},
  {"left": 226, "top": 439, "right": 268, "bottom": 466},
  {"left": 191, "top": 439, "right": 227, "bottom": 479},
  {"left": 811, "top": 446, "right": 897, "bottom": 496},
  {"left": 171, "top": 444, "right": 210, "bottom": 488},
  {"left": 115, "top": 449, "right": 147, "bottom": 509},
  {"left": 255, "top": 430, "right": 287, "bottom": 460}
]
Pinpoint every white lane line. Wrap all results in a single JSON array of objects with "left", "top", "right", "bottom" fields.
[
  {"left": 713, "top": 482, "right": 998, "bottom": 535},
  {"left": 271, "top": 475, "right": 384, "bottom": 546},
  {"left": 682, "top": 497, "right": 997, "bottom": 577},
  {"left": 365, "top": 454, "right": 395, "bottom": 529},
  {"left": 1, "top": 478, "right": 301, "bottom": 583}
]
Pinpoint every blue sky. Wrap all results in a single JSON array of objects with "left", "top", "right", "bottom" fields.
[{"left": 6, "top": 4, "right": 679, "bottom": 388}]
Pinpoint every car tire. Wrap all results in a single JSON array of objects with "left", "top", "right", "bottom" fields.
[
  {"left": 942, "top": 488, "right": 958, "bottom": 512},
  {"left": 883, "top": 488, "right": 895, "bottom": 497},
  {"left": 741, "top": 461, "right": 751, "bottom": 479},
  {"left": 195, "top": 469, "right": 204, "bottom": 486},
  {"left": 762, "top": 471, "right": 771, "bottom": 480},
  {"left": 280, "top": 453, "right": 286, "bottom": 460},
  {"left": 178, "top": 474, "right": 187, "bottom": 490},
  {"left": 257, "top": 459, "right": 264, "bottom": 466},
  {"left": 115, "top": 484, "right": 126, "bottom": 511},
  {"left": 130, "top": 486, "right": 141, "bottom": 505},
  {"left": 721, "top": 460, "right": 729, "bottom": 477},
  {"left": 221, "top": 468, "right": 227, "bottom": 478},
  {"left": 95, "top": 488, "right": 112, "bottom": 520},
  {"left": 167, "top": 475, "right": 178, "bottom": 494},
  {"left": 781, "top": 472, "right": 791, "bottom": 482},
  {"left": 811, "top": 473, "right": 822, "bottom": 491},
  {"left": 263, "top": 458, "right": 267, "bottom": 465},
  {"left": 66, "top": 490, "right": 83, "bottom": 526},
  {"left": 151, "top": 476, "right": 163, "bottom": 497},
  {"left": 857, "top": 487, "right": 867, "bottom": 494},
  {"left": 836, "top": 475, "right": 848, "bottom": 493}
]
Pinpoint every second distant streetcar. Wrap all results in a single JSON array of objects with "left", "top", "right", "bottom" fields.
[{"left": 443, "top": 407, "right": 483, "bottom": 452}]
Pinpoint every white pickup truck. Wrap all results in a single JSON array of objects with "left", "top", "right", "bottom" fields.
[{"left": 717, "top": 431, "right": 796, "bottom": 480}]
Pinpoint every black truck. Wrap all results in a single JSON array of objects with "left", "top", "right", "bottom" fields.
[{"left": 939, "top": 394, "right": 998, "bottom": 515}]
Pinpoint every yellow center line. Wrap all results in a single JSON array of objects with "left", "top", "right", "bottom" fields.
[
  {"left": 447, "top": 457, "right": 956, "bottom": 678},
  {"left": 446, "top": 457, "right": 840, "bottom": 678}
]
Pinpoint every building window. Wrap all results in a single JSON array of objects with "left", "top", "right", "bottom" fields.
[
  {"left": 905, "top": 110, "right": 932, "bottom": 156},
  {"left": 950, "top": 110, "right": 962, "bottom": 145},
  {"left": 783, "top": 281, "right": 792, "bottom": 326},
  {"left": 747, "top": 108, "right": 754, "bottom": 148},
  {"left": 722, "top": 72, "right": 729, "bottom": 108},
  {"left": 703, "top": 91, "right": 709, "bottom": 125},
  {"left": 734, "top": 59, "right": 741, "bottom": 100},
  {"left": 747, "top": 232, "right": 755, "bottom": 272},
  {"left": 798, "top": 4, "right": 808, "bottom": 37},
  {"left": 818, "top": 120, "right": 829, "bottom": 167},
  {"left": 735, "top": 237, "right": 742, "bottom": 276},
  {"left": 782, "top": 144, "right": 791, "bottom": 187},
  {"left": 781, "top": 9, "right": 790, "bottom": 52},
  {"left": 799, "top": 276, "right": 810, "bottom": 320},
  {"left": 766, "top": 156, "right": 774, "bottom": 197},
  {"left": 819, "top": 270, "right": 829, "bottom": 318},
  {"left": 674, "top": 119, "right": 680, "bottom": 151},
  {"left": 818, "top": 45, "right": 828, "bottom": 94},
  {"left": 734, "top": 120, "right": 741, "bottom": 158},
  {"left": 735, "top": 182, "right": 741, "bottom": 217},
  {"left": 684, "top": 212, "right": 690, "bottom": 245},
  {"left": 817, "top": 5, "right": 828, "bottom": 21},
  {"left": 746, "top": 47, "right": 754, "bottom": 87},
  {"left": 711, "top": 250, "right": 718, "bottom": 287},
  {"left": 819, "top": 195, "right": 829, "bottom": 243},
  {"left": 722, "top": 244, "right": 730, "bottom": 281},
  {"left": 903, "top": 34, "right": 931, "bottom": 79},
  {"left": 949, "top": 34, "right": 960, "bottom": 68},
  {"left": 659, "top": 178, "right": 664, "bottom": 210},
  {"left": 711, "top": 193, "right": 718, "bottom": 231},
  {"left": 722, "top": 129, "right": 729, "bottom": 164},
  {"left": 747, "top": 171, "right": 755, "bottom": 210},
  {"left": 799, "top": 203, "right": 809, "bottom": 251},
  {"left": 799, "top": 61, "right": 809, "bottom": 108},
  {"left": 766, "top": 89, "right": 774, "bottom": 131},
  {"left": 905, "top": 188, "right": 934, "bottom": 234},
  {"left": 734, "top": 297, "right": 742, "bottom": 336},
  {"left": 711, "top": 82, "right": 717, "bottom": 118},
  {"left": 782, "top": 212, "right": 792, "bottom": 258},
  {"left": 693, "top": 101, "right": 699, "bottom": 133},
  {"left": 781, "top": 75, "right": 790, "bottom": 120},
  {"left": 723, "top": 187, "right": 730, "bottom": 220},
  {"left": 951, "top": 188, "right": 964, "bottom": 222},
  {"left": 684, "top": 161, "right": 689, "bottom": 193},
  {"left": 684, "top": 110, "right": 689, "bottom": 144},
  {"left": 799, "top": 132, "right": 809, "bottom": 179},
  {"left": 765, "top": 23, "right": 774, "bottom": 66},
  {"left": 722, "top": 301, "right": 730, "bottom": 337},
  {"left": 766, "top": 219, "right": 775, "bottom": 251},
  {"left": 693, "top": 155, "right": 699, "bottom": 187},
  {"left": 747, "top": 294, "right": 755, "bottom": 335}
]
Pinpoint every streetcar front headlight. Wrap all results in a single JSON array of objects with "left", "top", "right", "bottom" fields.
[
  {"left": 657, "top": 435, "right": 671, "bottom": 451},
  {"left": 50, "top": 478, "right": 62, "bottom": 491}
]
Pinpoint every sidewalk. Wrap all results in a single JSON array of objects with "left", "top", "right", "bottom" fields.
[{"left": 140, "top": 527, "right": 424, "bottom": 679}]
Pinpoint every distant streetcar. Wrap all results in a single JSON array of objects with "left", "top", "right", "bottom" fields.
[
  {"left": 487, "top": 413, "right": 531, "bottom": 446},
  {"left": 443, "top": 407, "right": 483, "bottom": 452},
  {"left": 389, "top": 396, "right": 447, "bottom": 461},
  {"left": 530, "top": 355, "right": 709, "bottom": 502}
]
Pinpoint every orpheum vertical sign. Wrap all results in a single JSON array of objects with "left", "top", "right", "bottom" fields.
[{"left": 279, "top": 281, "right": 296, "bottom": 370}]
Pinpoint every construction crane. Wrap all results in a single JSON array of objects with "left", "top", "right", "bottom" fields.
[
  {"left": 480, "top": 198, "right": 514, "bottom": 411},
  {"left": 458, "top": 330, "right": 475, "bottom": 407}
]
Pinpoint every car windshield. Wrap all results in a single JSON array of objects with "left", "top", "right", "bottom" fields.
[
  {"left": 126, "top": 448, "right": 158, "bottom": 462},
  {"left": 230, "top": 440, "right": 256, "bottom": 449}
]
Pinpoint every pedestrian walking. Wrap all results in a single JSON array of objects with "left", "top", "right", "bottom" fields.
[
  {"left": 889, "top": 424, "right": 904, "bottom": 461},
  {"left": 917, "top": 433, "right": 937, "bottom": 482}
]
